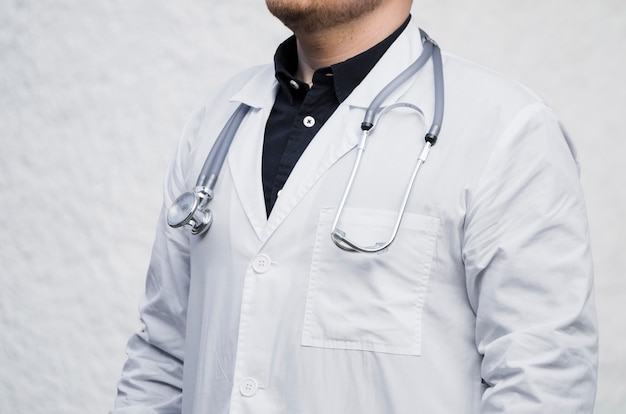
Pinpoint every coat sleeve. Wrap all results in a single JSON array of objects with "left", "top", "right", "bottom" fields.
[
  {"left": 110, "top": 106, "right": 208, "bottom": 414},
  {"left": 462, "top": 102, "right": 598, "bottom": 413}
]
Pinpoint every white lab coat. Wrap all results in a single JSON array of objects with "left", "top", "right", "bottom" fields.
[{"left": 112, "top": 21, "right": 597, "bottom": 414}]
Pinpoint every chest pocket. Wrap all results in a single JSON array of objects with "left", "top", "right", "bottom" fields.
[{"left": 302, "top": 207, "right": 440, "bottom": 356}]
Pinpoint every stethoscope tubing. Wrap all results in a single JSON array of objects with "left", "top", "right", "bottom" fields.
[
  {"left": 330, "top": 31, "right": 444, "bottom": 252},
  {"left": 361, "top": 30, "right": 435, "bottom": 130},
  {"left": 195, "top": 103, "right": 252, "bottom": 196}
]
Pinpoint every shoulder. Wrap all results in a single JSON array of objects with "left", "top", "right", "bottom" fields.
[
  {"left": 441, "top": 51, "right": 546, "bottom": 116},
  {"left": 439, "top": 51, "right": 566, "bottom": 151},
  {"left": 434, "top": 51, "right": 578, "bottom": 181}
]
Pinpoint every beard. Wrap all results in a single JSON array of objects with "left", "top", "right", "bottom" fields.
[{"left": 266, "top": 0, "right": 384, "bottom": 33}]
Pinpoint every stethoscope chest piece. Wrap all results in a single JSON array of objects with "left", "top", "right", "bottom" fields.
[{"left": 167, "top": 190, "right": 213, "bottom": 235}]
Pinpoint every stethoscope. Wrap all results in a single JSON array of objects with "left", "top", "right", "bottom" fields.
[{"left": 167, "top": 30, "right": 444, "bottom": 253}]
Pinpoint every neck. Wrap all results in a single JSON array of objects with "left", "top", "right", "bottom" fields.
[{"left": 293, "top": 6, "right": 411, "bottom": 85}]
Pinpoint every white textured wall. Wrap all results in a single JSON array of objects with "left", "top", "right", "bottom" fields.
[{"left": 1, "top": 1, "right": 624, "bottom": 413}]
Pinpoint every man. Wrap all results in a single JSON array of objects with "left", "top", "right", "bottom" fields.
[{"left": 111, "top": 0, "right": 598, "bottom": 413}]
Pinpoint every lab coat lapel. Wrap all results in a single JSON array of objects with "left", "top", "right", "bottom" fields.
[
  {"left": 260, "top": 22, "right": 427, "bottom": 242},
  {"left": 261, "top": 104, "right": 360, "bottom": 241},
  {"left": 227, "top": 98, "right": 360, "bottom": 244},
  {"left": 226, "top": 21, "right": 428, "bottom": 243},
  {"left": 225, "top": 67, "right": 363, "bottom": 243},
  {"left": 227, "top": 66, "right": 277, "bottom": 240}
]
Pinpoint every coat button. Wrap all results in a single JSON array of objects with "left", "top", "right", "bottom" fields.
[
  {"left": 289, "top": 79, "right": 299, "bottom": 89},
  {"left": 303, "top": 115, "right": 315, "bottom": 128},
  {"left": 239, "top": 377, "right": 258, "bottom": 397},
  {"left": 252, "top": 254, "right": 271, "bottom": 274}
]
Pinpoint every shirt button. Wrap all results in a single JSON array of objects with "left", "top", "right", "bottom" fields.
[
  {"left": 252, "top": 254, "right": 271, "bottom": 274},
  {"left": 239, "top": 377, "right": 258, "bottom": 397},
  {"left": 303, "top": 116, "right": 315, "bottom": 128},
  {"left": 289, "top": 79, "right": 299, "bottom": 90}
]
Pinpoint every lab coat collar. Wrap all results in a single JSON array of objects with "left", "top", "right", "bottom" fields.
[{"left": 230, "top": 64, "right": 278, "bottom": 110}]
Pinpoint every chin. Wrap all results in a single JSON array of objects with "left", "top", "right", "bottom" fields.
[{"left": 266, "top": 0, "right": 384, "bottom": 33}]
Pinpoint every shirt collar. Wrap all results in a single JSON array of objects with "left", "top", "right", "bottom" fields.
[{"left": 273, "top": 16, "right": 411, "bottom": 104}]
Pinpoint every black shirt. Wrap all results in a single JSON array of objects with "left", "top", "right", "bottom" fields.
[{"left": 262, "top": 17, "right": 410, "bottom": 216}]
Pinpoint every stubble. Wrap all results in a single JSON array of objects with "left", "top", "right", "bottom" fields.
[{"left": 266, "top": 0, "right": 384, "bottom": 33}]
